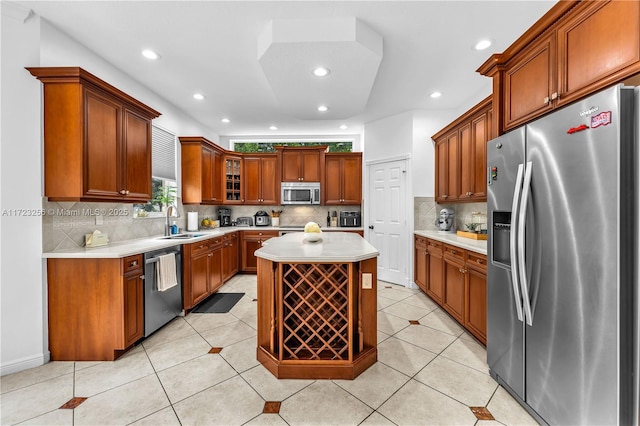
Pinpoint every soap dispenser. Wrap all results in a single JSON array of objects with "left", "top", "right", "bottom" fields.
[{"left": 171, "top": 221, "right": 178, "bottom": 234}]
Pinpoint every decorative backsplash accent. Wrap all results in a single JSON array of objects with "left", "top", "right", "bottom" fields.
[
  {"left": 414, "top": 197, "right": 487, "bottom": 232},
  {"left": 43, "top": 199, "right": 360, "bottom": 252}
]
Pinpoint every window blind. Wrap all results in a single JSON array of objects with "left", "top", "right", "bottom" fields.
[{"left": 152, "top": 125, "right": 176, "bottom": 181}]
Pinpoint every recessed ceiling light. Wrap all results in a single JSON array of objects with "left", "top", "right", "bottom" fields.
[
  {"left": 313, "top": 67, "right": 331, "bottom": 77},
  {"left": 474, "top": 39, "right": 492, "bottom": 50},
  {"left": 141, "top": 49, "right": 159, "bottom": 60},
  {"left": 339, "top": 125, "right": 348, "bottom": 130},
  {"left": 269, "top": 125, "right": 278, "bottom": 130},
  {"left": 317, "top": 105, "right": 329, "bottom": 112},
  {"left": 430, "top": 91, "right": 442, "bottom": 99},
  {"left": 221, "top": 118, "right": 230, "bottom": 123},
  {"left": 193, "top": 93, "right": 205, "bottom": 100}
]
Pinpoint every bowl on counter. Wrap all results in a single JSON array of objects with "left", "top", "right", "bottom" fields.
[{"left": 304, "top": 232, "right": 322, "bottom": 242}]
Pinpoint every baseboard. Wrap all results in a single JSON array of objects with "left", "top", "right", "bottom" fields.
[{"left": 1, "top": 351, "right": 49, "bottom": 376}]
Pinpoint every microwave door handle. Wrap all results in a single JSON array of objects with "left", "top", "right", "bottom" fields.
[
  {"left": 518, "top": 161, "right": 534, "bottom": 326},
  {"left": 510, "top": 163, "right": 525, "bottom": 323}
]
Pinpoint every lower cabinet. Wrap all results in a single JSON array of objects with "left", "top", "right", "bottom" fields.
[
  {"left": 183, "top": 237, "right": 223, "bottom": 310},
  {"left": 413, "top": 235, "right": 487, "bottom": 344},
  {"left": 241, "top": 230, "right": 278, "bottom": 273},
  {"left": 46, "top": 254, "right": 144, "bottom": 360},
  {"left": 223, "top": 231, "right": 239, "bottom": 281}
]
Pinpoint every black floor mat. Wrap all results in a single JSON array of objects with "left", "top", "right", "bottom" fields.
[{"left": 192, "top": 292, "right": 245, "bottom": 313}]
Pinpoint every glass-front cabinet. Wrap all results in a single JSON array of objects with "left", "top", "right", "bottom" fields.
[{"left": 224, "top": 156, "right": 242, "bottom": 204}]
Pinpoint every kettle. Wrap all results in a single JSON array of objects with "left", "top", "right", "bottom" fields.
[{"left": 435, "top": 208, "right": 455, "bottom": 233}]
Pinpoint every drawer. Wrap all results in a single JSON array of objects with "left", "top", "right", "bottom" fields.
[
  {"left": 122, "top": 254, "right": 142, "bottom": 273},
  {"left": 466, "top": 252, "right": 487, "bottom": 271},
  {"left": 223, "top": 231, "right": 238, "bottom": 241},
  {"left": 243, "top": 230, "right": 278, "bottom": 239},
  {"left": 426, "top": 239, "right": 443, "bottom": 254},
  {"left": 415, "top": 235, "right": 427, "bottom": 248},
  {"left": 209, "top": 236, "right": 223, "bottom": 247},
  {"left": 444, "top": 244, "right": 464, "bottom": 261},
  {"left": 190, "top": 240, "right": 211, "bottom": 257}
]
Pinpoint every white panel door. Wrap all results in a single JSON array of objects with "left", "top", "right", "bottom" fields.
[{"left": 367, "top": 159, "right": 407, "bottom": 285}]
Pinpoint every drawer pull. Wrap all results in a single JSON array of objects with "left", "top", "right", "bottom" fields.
[{"left": 130, "top": 260, "right": 138, "bottom": 267}]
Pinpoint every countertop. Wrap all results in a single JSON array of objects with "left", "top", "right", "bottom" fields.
[
  {"left": 414, "top": 230, "right": 487, "bottom": 255},
  {"left": 43, "top": 225, "right": 365, "bottom": 259},
  {"left": 255, "top": 232, "right": 379, "bottom": 263}
]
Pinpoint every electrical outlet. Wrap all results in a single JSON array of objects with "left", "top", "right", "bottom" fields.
[{"left": 362, "top": 273, "right": 372, "bottom": 289}]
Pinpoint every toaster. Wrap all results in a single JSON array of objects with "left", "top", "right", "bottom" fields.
[{"left": 339, "top": 211, "right": 361, "bottom": 227}]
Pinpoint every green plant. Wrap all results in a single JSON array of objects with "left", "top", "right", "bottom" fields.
[{"left": 153, "top": 185, "right": 177, "bottom": 207}]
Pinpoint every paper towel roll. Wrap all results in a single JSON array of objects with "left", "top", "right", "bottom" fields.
[{"left": 187, "top": 212, "right": 199, "bottom": 231}]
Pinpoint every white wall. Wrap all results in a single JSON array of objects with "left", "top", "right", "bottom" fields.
[
  {"left": 1, "top": 5, "right": 46, "bottom": 375},
  {"left": 363, "top": 111, "right": 413, "bottom": 163},
  {"left": 0, "top": 11, "right": 220, "bottom": 375}
]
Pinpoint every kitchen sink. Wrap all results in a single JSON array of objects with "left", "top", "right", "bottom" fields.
[{"left": 157, "top": 233, "right": 205, "bottom": 240}]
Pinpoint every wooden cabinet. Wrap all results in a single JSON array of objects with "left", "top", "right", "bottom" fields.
[
  {"left": 27, "top": 67, "right": 160, "bottom": 202},
  {"left": 46, "top": 255, "right": 144, "bottom": 360},
  {"left": 183, "top": 237, "right": 224, "bottom": 310},
  {"left": 413, "top": 235, "right": 487, "bottom": 344},
  {"left": 277, "top": 146, "right": 325, "bottom": 182},
  {"left": 243, "top": 154, "right": 279, "bottom": 205},
  {"left": 180, "top": 136, "right": 224, "bottom": 204},
  {"left": 223, "top": 231, "right": 239, "bottom": 281},
  {"left": 224, "top": 156, "right": 243, "bottom": 204},
  {"left": 426, "top": 239, "right": 444, "bottom": 304},
  {"left": 414, "top": 236, "right": 428, "bottom": 293},
  {"left": 443, "top": 245, "right": 466, "bottom": 324},
  {"left": 241, "top": 230, "right": 278, "bottom": 273},
  {"left": 433, "top": 97, "right": 491, "bottom": 203},
  {"left": 465, "top": 251, "right": 487, "bottom": 343},
  {"left": 478, "top": 0, "right": 640, "bottom": 134},
  {"left": 324, "top": 152, "right": 362, "bottom": 205}
]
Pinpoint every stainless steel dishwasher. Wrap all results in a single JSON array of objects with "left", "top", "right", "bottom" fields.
[{"left": 143, "top": 245, "right": 183, "bottom": 337}]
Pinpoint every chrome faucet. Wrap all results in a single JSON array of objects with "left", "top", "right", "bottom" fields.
[{"left": 165, "top": 205, "right": 176, "bottom": 236}]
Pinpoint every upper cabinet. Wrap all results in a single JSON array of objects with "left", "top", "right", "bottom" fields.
[
  {"left": 277, "top": 146, "right": 326, "bottom": 182},
  {"left": 243, "top": 154, "right": 279, "bottom": 205},
  {"left": 224, "top": 155, "right": 243, "bottom": 204},
  {"left": 324, "top": 152, "right": 362, "bottom": 205},
  {"left": 432, "top": 97, "right": 492, "bottom": 203},
  {"left": 478, "top": 0, "right": 640, "bottom": 134},
  {"left": 27, "top": 67, "right": 160, "bottom": 202},
  {"left": 180, "top": 136, "right": 224, "bottom": 204}
]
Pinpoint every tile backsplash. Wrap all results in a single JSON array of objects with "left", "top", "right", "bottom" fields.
[
  {"left": 43, "top": 198, "right": 360, "bottom": 252},
  {"left": 414, "top": 197, "right": 487, "bottom": 232}
]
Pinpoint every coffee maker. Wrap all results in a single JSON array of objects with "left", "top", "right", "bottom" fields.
[
  {"left": 218, "top": 208, "right": 231, "bottom": 227},
  {"left": 435, "top": 208, "right": 455, "bottom": 233}
]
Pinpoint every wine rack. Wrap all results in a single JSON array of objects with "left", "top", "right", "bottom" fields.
[
  {"left": 225, "top": 156, "right": 242, "bottom": 202},
  {"left": 280, "top": 263, "right": 351, "bottom": 361}
]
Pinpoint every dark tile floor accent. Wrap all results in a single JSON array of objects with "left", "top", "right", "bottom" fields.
[
  {"left": 59, "top": 397, "right": 87, "bottom": 409},
  {"left": 470, "top": 406, "right": 495, "bottom": 420},
  {"left": 208, "top": 347, "right": 223, "bottom": 354},
  {"left": 263, "top": 401, "right": 281, "bottom": 414},
  {"left": 409, "top": 320, "right": 420, "bottom": 325}
]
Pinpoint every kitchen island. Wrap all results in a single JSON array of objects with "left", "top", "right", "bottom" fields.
[{"left": 255, "top": 232, "right": 379, "bottom": 379}]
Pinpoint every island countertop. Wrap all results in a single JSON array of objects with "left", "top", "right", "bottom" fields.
[{"left": 254, "top": 231, "right": 379, "bottom": 263}]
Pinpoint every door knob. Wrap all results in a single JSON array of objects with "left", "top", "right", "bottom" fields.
[{"left": 369, "top": 225, "right": 374, "bottom": 229}]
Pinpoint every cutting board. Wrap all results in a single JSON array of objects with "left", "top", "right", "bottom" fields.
[{"left": 456, "top": 230, "right": 487, "bottom": 240}]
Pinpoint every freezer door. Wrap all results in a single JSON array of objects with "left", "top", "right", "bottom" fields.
[
  {"left": 486, "top": 127, "right": 526, "bottom": 399},
  {"left": 523, "top": 85, "right": 635, "bottom": 425}
]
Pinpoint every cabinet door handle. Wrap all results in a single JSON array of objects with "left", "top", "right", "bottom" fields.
[
  {"left": 130, "top": 260, "right": 138, "bottom": 267},
  {"left": 543, "top": 96, "right": 550, "bottom": 105},
  {"left": 442, "top": 194, "right": 448, "bottom": 199},
  {"left": 551, "top": 92, "right": 559, "bottom": 100}
]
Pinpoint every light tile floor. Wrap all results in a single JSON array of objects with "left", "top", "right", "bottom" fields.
[{"left": 0, "top": 275, "right": 539, "bottom": 425}]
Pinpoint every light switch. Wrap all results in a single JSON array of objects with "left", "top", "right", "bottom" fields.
[
  {"left": 362, "top": 273, "right": 372, "bottom": 289},
  {"left": 95, "top": 215, "right": 103, "bottom": 225}
]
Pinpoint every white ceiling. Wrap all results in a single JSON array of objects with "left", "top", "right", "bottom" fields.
[{"left": 21, "top": 1, "right": 555, "bottom": 137}]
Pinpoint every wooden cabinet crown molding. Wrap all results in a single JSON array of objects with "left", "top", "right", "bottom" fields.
[
  {"left": 431, "top": 96, "right": 492, "bottom": 141},
  {"left": 475, "top": 1, "right": 579, "bottom": 76},
  {"left": 27, "top": 67, "right": 161, "bottom": 119}
]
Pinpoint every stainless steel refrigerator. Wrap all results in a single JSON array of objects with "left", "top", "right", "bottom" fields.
[{"left": 487, "top": 84, "right": 639, "bottom": 425}]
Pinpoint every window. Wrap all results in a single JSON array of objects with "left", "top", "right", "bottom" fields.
[
  {"left": 232, "top": 141, "right": 352, "bottom": 153},
  {"left": 134, "top": 125, "right": 177, "bottom": 218}
]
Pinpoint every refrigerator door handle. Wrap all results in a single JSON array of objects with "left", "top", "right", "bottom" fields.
[
  {"left": 510, "top": 163, "right": 525, "bottom": 322},
  {"left": 518, "top": 161, "right": 534, "bottom": 326}
]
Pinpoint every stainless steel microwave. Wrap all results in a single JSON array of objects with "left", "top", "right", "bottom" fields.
[{"left": 281, "top": 182, "right": 321, "bottom": 205}]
